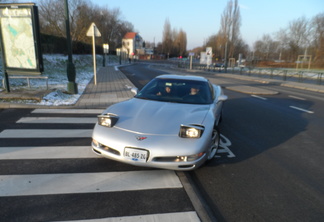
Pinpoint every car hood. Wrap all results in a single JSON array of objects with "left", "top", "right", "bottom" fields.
[{"left": 103, "top": 98, "right": 210, "bottom": 135}]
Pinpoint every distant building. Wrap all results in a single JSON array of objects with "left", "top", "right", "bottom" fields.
[{"left": 122, "top": 32, "right": 144, "bottom": 58}]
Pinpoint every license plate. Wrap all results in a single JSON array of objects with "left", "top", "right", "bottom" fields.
[{"left": 124, "top": 148, "right": 148, "bottom": 162}]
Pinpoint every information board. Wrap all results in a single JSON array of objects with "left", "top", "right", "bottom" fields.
[{"left": 0, "top": 3, "right": 43, "bottom": 75}]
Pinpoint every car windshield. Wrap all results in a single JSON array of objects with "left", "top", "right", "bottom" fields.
[{"left": 135, "top": 78, "right": 213, "bottom": 104}]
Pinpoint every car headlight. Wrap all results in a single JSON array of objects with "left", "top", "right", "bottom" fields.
[
  {"left": 179, "top": 125, "right": 204, "bottom": 138},
  {"left": 97, "top": 113, "right": 119, "bottom": 127}
]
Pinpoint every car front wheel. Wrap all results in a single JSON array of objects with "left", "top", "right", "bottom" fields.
[{"left": 207, "top": 126, "right": 220, "bottom": 161}]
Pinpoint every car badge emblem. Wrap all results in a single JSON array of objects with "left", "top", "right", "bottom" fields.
[{"left": 136, "top": 136, "right": 147, "bottom": 141}]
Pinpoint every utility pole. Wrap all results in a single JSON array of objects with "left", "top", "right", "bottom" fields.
[
  {"left": 64, "top": 0, "right": 78, "bottom": 94},
  {"left": 224, "top": 40, "right": 228, "bottom": 73}
]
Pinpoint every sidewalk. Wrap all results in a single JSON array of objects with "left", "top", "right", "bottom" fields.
[
  {"left": 74, "top": 66, "right": 134, "bottom": 109},
  {"left": 0, "top": 64, "right": 324, "bottom": 109}
]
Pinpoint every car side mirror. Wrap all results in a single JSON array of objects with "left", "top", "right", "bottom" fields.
[
  {"left": 131, "top": 87, "right": 138, "bottom": 95},
  {"left": 218, "top": 95, "right": 228, "bottom": 102}
]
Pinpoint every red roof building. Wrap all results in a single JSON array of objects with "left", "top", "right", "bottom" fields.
[{"left": 122, "top": 32, "right": 144, "bottom": 58}]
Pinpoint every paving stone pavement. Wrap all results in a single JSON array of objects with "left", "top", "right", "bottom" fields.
[{"left": 74, "top": 66, "right": 134, "bottom": 109}]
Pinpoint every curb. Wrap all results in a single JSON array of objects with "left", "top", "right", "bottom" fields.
[
  {"left": 0, "top": 102, "right": 76, "bottom": 109},
  {"left": 280, "top": 83, "right": 324, "bottom": 93},
  {"left": 177, "top": 172, "right": 217, "bottom": 222}
]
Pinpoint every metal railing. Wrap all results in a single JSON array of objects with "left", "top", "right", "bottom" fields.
[{"left": 178, "top": 61, "right": 324, "bottom": 85}]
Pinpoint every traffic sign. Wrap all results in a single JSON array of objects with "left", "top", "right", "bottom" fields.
[{"left": 86, "top": 23, "right": 101, "bottom": 37}]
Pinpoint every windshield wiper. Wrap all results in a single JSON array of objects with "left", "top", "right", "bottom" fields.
[{"left": 135, "top": 96, "right": 153, "bottom": 100}]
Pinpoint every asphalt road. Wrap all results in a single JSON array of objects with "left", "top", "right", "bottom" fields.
[
  {"left": 1, "top": 63, "right": 323, "bottom": 221},
  {"left": 119, "top": 63, "right": 324, "bottom": 221}
]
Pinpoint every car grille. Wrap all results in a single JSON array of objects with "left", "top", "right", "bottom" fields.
[{"left": 153, "top": 157, "right": 184, "bottom": 162}]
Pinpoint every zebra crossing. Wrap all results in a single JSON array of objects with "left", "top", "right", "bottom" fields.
[{"left": 0, "top": 109, "right": 200, "bottom": 222}]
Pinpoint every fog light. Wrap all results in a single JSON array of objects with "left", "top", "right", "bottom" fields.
[
  {"left": 175, "top": 156, "right": 187, "bottom": 162},
  {"left": 175, "top": 153, "right": 205, "bottom": 162}
]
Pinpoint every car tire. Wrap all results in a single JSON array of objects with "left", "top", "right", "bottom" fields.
[{"left": 206, "top": 126, "right": 220, "bottom": 162}]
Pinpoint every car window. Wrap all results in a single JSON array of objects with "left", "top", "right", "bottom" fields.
[{"left": 135, "top": 78, "right": 212, "bottom": 104}]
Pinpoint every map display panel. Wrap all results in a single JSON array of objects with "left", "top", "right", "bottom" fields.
[{"left": 0, "top": 6, "right": 40, "bottom": 72}]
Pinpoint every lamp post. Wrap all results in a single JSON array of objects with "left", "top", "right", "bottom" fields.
[{"left": 64, "top": 0, "right": 78, "bottom": 94}]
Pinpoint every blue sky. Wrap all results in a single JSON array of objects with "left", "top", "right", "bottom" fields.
[{"left": 93, "top": 0, "right": 323, "bottom": 50}]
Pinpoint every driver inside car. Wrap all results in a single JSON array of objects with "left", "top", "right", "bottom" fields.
[{"left": 157, "top": 86, "right": 172, "bottom": 96}]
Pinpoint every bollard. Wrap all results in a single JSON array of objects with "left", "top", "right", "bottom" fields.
[
  {"left": 318, "top": 73, "right": 323, "bottom": 85},
  {"left": 298, "top": 71, "right": 303, "bottom": 82},
  {"left": 283, "top": 70, "right": 287, "bottom": 81}
]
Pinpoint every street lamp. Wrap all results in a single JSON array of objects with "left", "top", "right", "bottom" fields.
[{"left": 64, "top": 0, "right": 78, "bottom": 94}]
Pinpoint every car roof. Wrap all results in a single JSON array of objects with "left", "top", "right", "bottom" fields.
[{"left": 156, "top": 74, "right": 209, "bottom": 82}]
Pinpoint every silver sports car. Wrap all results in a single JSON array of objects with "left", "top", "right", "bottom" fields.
[{"left": 92, "top": 74, "right": 227, "bottom": 170}]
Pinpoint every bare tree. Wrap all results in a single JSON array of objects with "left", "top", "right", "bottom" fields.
[
  {"left": 38, "top": 0, "right": 65, "bottom": 37},
  {"left": 171, "top": 28, "right": 179, "bottom": 56},
  {"left": 275, "top": 28, "right": 290, "bottom": 61},
  {"left": 178, "top": 29, "right": 187, "bottom": 56},
  {"left": 162, "top": 18, "right": 172, "bottom": 57},
  {"left": 172, "top": 28, "right": 187, "bottom": 57},
  {"left": 287, "top": 16, "right": 311, "bottom": 60},
  {"left": 38, "top": 0, "right": 133, "bottom": 51},
  {"left": 312, "top": 13, "right": 324, "bottom": 64},
  {"left": 219, "top": 0, "right": 241, "bottom": 58}
]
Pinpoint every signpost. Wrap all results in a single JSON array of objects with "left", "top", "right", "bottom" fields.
[
  {"left": 189, "top": 52, "right": 194, "bottom": 70},
  {"left": 0, "top": 3, "right": 43, "bottom": 92},
  {"left": 87, "top": 23, "right": 101, "bottom": 85}
]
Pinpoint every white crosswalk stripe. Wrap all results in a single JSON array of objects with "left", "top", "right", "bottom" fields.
[
  {"left": 17, "top": 117, "right": 97, "bottom": 124},
  {"left": 0, "top": 109, "right": 200, "bottom": 222},
  {"left": 0, "top": 129, "right": 92, "bottom": 138},
  {"left": 0, "top": 146, "right": 96, "bottom": 159},
  {"left": 61, "top": 212, "right": 200, "bottom": 222},
  {"left": 0, "top": 170, "right": 182, "bottom": 197},
  {"left": 31, "top": 109, "right": 104, "bottom": 114}
]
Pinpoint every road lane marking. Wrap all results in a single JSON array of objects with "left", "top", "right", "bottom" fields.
[
  {"left": 0, "top": 129, "right": 93, "bottom": 138},
  {"left": 251, "top": 95, "right": 267, "bottom": 100},
  {"left": 32, "top": 109, "right": 103, "bottom": 114},
  {"left": 289, "top": 95, "right": 306, "bottom": 100},
  {"left": 289, "top": 106, "right": 314, "bottom": 114},
  {"left": 17, "top": 117, "right": 97, "bottom": 124},
  {"left": 0, "top": 146, "right": 96, "bottom": 159},
  {"left": 216, "top": 134, "right": 235, "bottom": 158},
  {"left": 0, "top": 170, "right": 182, "bottom": 196}
]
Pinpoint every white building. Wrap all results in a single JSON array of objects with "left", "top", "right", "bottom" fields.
[{"left": 122, "top": 32, "right": 144, "bottom": 58}]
